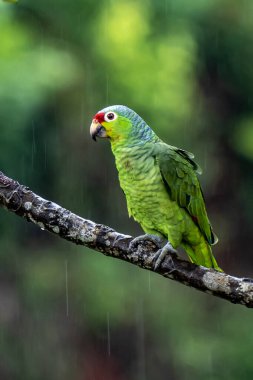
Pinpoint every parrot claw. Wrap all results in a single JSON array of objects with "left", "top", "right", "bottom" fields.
[
  {"left": 129, "top": 234, "right": 163, "bottom": 252},
  {"left": 153, "top": 242, "right": 177, "bottom": 271}
]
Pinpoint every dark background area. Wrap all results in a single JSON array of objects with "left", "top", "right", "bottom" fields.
[{"left": 1, "top": 0, "right": 253, "bottom": 379}]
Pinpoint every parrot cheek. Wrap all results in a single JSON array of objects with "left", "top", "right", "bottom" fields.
[{"left": 90, "top": 121, "right": 107, "bottom": 141}]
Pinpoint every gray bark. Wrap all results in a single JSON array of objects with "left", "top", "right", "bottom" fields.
[{"left": 0, "top": 171, "right": 252, "bottom": 308}]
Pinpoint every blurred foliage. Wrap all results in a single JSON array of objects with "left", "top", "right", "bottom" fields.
[{"left": 1, "top": 0, "right": 253, "bottom": 379}]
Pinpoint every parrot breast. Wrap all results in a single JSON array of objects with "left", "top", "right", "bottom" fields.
[{"left": 112, "top": 143, "right": 184, "bottom": 244}]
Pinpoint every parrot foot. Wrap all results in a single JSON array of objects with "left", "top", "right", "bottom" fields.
[
  {"left": 129, "top": 234, "right": 163, "bottom": 252},
  {"left": 153, "top": 242, "right": 177, "bottom": 271}
]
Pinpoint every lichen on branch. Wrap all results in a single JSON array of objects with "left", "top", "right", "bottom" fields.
[{"left": 0, "top": 171, "right": 253, "bottom": 308}]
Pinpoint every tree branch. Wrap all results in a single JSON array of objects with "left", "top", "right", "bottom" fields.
[{"left": 0, "top": 171, "right": 252, "bottom": 308}]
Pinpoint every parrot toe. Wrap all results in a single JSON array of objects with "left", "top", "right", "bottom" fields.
[
  {"left": 153, "top": 242, "right": 177, "bottom": 271},
  {"left": 129, "top": 234, "right": 163, "bottom": 253}
]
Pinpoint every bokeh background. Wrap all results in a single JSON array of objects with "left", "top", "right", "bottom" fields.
[{"left": 1, "top": 0, "right": 253, "bottom": 379}]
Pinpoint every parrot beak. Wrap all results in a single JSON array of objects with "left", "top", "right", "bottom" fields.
[{"left": 90, "top": 120, "right": 107, "bottom": 141}]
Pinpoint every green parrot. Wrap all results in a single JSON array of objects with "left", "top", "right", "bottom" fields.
[{"left": 90, "top": 105, "right": 221, "bottom": 271}]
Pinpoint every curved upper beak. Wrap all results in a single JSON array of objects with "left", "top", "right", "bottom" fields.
[{"left": 90, "top": 120, "right": 107, "bottom": 141}]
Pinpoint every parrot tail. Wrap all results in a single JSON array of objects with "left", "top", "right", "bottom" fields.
[{"left": 181, "top": 240, "right": 223, "bottom": 272}]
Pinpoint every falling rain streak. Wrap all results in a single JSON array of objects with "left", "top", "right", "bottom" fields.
[
  {"left": 107, "top": 312, "right": 111, "bottom": 356},
  {"left": 136, "top": 300, "right": 146, "bottom": 380},
  {"left": 32, "top": 121, "right": 36, "bottom": 171},
  {"left": 65, "top": 260, "right": 69, "bottom": 317},
  {"left": 44, "top": 140, "right": 47, "bottom": 169},
  {"left": 106, "top": 73, "right": 109, "bottom": 104},
  {"left": 148, "top": 271, "right": 151, "bottom": 292}
]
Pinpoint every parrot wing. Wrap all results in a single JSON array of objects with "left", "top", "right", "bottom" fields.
[{"left": 154, "top": 142, "right": 218, "bottom": 245}]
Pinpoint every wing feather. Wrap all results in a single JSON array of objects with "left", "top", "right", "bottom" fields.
[{"left": 155, "top": 143, "right": 218, "bottom": 245}]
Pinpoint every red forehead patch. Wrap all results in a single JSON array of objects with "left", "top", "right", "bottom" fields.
[{"left": 93, "top": 112, "right": 105, "bottom": 123}]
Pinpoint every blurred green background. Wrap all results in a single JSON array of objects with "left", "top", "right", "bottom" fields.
[{"left": 1, "top": 0, "right": 253, "bottom": 379}]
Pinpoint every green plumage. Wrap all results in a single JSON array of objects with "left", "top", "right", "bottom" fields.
[{"left": 92, "top": 105, "right": 221, "bottom": 270}]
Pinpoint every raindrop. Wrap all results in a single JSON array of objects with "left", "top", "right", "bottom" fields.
[
  {"left": 165, "top": 0, "right": 168, "bottom": 16},
  {"left": 65, "top": 260, "right": 69, "bottom": 317},
  {"left": 136, "top": 300, "right": 146, "bottom": 380},
  {"left": 44, "top": 140, "right": 47, "bottom": 169},
  {"left": 21, "top": 155, "right": 25, "bottom": 182},
  {"left": 32, "top": 121, "right": 36, "bottom": 154},
  {"left": 106, "top": 73, "right": 109, "bottom": 104},
  {"left": 107, "top": 311, "right": 111, "bottom": 356},
  {"left": 38, "top": 222, "right": 45, "bottom": 231},
  {"left": 148, "top": 272, "right": 151, "bottom": 292},
  {"left": 32, "top": 121, "right": 36, "bottom": 171},
  {"left": 203, "top": 148, "right": 207, "bottom": 171}
]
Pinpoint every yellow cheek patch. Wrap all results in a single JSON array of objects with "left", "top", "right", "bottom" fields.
[
  {"left": 101, "top": 121, "right": 121, "bottom": 141},
  {"left": 101, "top": 122, "right": 113, "bottom": 137},
  {"left": 101, "top": 121, "right": 116, "bottom": 138}
]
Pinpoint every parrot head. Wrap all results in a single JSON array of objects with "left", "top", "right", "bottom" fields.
[
  {"left": 90, "top": 105, "right": 156, "bottom": 145},
  {"left": 90, "top": 105, "right": 133, "bottom": 142}
]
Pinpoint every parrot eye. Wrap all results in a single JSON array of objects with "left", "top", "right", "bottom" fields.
[{"left": 104, "top": 111, "right": 117, "bottom": 122}]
